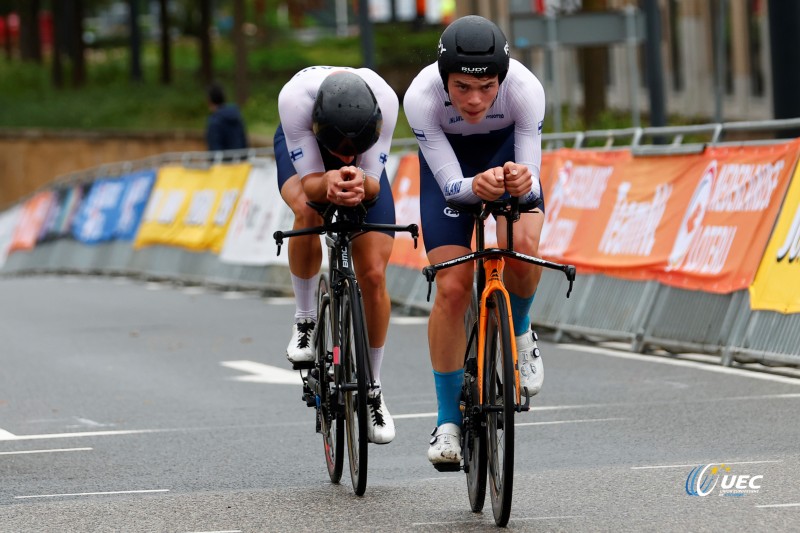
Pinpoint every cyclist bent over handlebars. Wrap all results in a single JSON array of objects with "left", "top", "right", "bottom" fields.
[
  {"left": 275, "top": 66, "right": 399, "bottom": 444},
  {"left": 403, "top": 16, "right": 547, "bottom": 467}
]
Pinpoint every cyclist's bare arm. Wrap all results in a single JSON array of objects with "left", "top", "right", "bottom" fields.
[
  {"left": 301, "top": 166, "right": 377, "bottom": 207},
  {"left": 502, "top": 162, "right": 532, "bottom": 198},
  {"left": 472, "top": 167, "right": 505, "bottom": 201}
]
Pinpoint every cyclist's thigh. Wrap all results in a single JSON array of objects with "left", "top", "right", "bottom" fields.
[
  {"left": 274, "top": 123, "right": 300, "bottom": 194},
  {"left": 352, "top": 232, "right": 393, "bottom": 268},
  {"left": 364, "top": 169, "right": 396, "bottom": 237},
  {"left": 496, "top": 210, "right": 545, "bottom": 256},
  {"left": 419, "top": 151, "right": 474, "bottom": 253}
]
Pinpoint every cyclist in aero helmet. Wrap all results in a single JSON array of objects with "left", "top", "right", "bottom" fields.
[
  {"left": 312, "top": 72, "right": 383, "bottom": 156},
  {"left": 275, "top": 67, "right": 400, "bottom": 444},
  {"left": 404, "top": 15, "right": 547, "bottom": 467}
]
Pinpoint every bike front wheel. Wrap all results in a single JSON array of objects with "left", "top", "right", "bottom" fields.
[
  {"left": 342, "top": 282, "right": 370, "bottom": 496},
  {"left": 484, "top": 291, "right": 516, "bottom": 526},
  {"left": 317, "top": 275, "right": 343, "bottom": 484}
]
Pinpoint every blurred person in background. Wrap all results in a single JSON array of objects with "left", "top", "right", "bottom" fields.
[{"left": 206, "top": 82, "right": 248, "bottom": 152}]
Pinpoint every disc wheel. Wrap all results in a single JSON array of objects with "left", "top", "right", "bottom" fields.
[
  {"left": 484, "top": 292, "right": 516, "bottom": 527},
  {"left": 342, "top": 283, "right": 369, "bottom": 496},
  {"left": 317, "top": 275, "right": 343, "bottom": 483}
]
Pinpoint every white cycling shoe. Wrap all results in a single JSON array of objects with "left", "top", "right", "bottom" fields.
[
  {"left": 286, "top": 318, "right": 316, "bottom": 365},
  {"left": 428, "top": 423, "right": 462, "bottom": 466},
  {"left": 366, "top": 389, "right": 395, "bottom": 444},
  {"left": 517, "top": 328, "right": 543, "bottom": 397}
]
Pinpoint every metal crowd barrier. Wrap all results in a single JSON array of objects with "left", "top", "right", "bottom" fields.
[{"left": 2, "top": 119, "right": 800, "bottom": 371}]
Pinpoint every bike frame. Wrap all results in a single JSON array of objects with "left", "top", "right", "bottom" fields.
[
  {"left": 423, "top": 199, "right": 576, "bottom": 409},
  {"left": 275, "top": 204, "right": 419, "bottom": 395}
]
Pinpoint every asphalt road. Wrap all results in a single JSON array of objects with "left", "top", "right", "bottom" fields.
[{"left": 1, "top": 276, "right": 799, "bottom": 532}]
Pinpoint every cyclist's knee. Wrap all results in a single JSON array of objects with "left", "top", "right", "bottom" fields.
[
  {"left": 434, "top": 272, "right": 472, "bottom": 313},
  {"left": 358, "top": 264, "right": 386, "bottom": 294},
  {"left": 292, "top": 202, "right": 320, "bottom": 227}
]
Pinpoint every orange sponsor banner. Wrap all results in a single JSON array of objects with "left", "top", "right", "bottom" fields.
[
  {"left": 9, "top": 190, "right": 55, "bottom": 252},
  {"left": 389, "top": 153, "right": 428, "bottom": 269},
  {"left": 542, "top": 142, "right": 799, "bottom": 293}
]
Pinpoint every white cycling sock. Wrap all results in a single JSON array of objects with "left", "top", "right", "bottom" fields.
[
  {"left": 291, "top": 273, "right": 319, "bottom": 321},
  {"left": 369, "top": 346, "right": 384, "bottom": 388}
]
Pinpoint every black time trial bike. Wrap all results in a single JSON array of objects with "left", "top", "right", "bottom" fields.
[
  {"left": 274, "top": 200, "right": 418, "bottom": 496},
  {"left": 422, "top": 198, "right": 575, "bottom": 526}
]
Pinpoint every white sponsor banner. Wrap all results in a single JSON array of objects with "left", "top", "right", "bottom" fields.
[
  {"left": 0, "top": 205, "right": 23, "bottom": 268},
  {"left": 220, "top": 159, "right": 285, "bottom": 265},
  {"left": 220, "top": 159, "right": 326, "bottom": 267}
]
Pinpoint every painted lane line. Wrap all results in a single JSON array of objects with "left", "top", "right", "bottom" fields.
[
  {"left": 516, "top": 417, "right": 627, "bottom": 427},
  {"left": 220, "top": 360, "right": 301, "bottom": 384},
  {"left": 393, "top": 412, "right": 437, "bottom": 419},
  {"left": 413, "top": 515, "right": 583, "bottom": 526},
  {"left": 756, "top": 503, "right": 800, "bottom": 508},
  {"left": 15, "top": 489, "right": 170, "bottom": 499},
  {"left": 562, "top": 344, "right": 800, "bottom": 386},
  {"left": 0, "top": 429, "right": 163, "bottom": 442},
  {"left": 392, "top": 391, "right": 800, "bottom": 421},
  {"left": 262, "top": 297, "right": 295, "bottom": 305},
  {"left": 632, "top": 459, "right": 782, "bottom": 470},
  {"left": 0, "top": 428, "right": 16, "bottom": 439},
  {"left": 390, "top": 316, "right": 429, "bottom": 325},
  {"left": 0, "top": 447, "right": 92, "bottom": 455},
  {"left": 184, "top": 530, "right": 243, "bottom": 533}
]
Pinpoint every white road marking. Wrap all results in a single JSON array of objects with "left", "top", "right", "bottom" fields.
[
  {"left": 0, "top": 429, "right": 162, "bottom": 442},
  {"left": 516, "top": 417, "right": 627, "bottom": 427},
  {"left": 0, "top": 447, "right": 93, "bottom": 455},
  {"left": 412, "top": 515, "right": 583, "bottom": 526},
  {"left": 72, "top": 418, "right": 112, "bottom": 428},
  {"left": 15, "top": 489, "right": 169, "bottom": 499},
  {"left": 184, "top": 530, "right": 242, "bottom": 533},
  {"left": 756, "top": 503, "right": 800, "bottom": 509},
  {"left": 185, "top": 531, "right": 242, "bottom": 533},
  {"left": 262, "top": 297, "right": 295, "bottom": 305},
  {"left": 220, "top": 360, "right": 301, "bottom": 384},
  {"left": 393, "top": 412, "right": 437, "bottom": 419},
  {"left": 631, "top": 459, "right": 782, "bottom": 470},
  {"left": 390, "top": 316, "right": 428, "bottom": 325},
  {"left": 563, "top": 344, "right": 800, "bottom": 386},
  {"left": 0, "top": 428, "right": 16, "bottom": 439}
]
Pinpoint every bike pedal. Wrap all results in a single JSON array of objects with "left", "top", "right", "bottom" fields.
[
  {"left": 432, "top": 462, "right": 462, "bottom": 473},
  {"left": 291, "top": 361, "right": 315, "bottom": 371}
]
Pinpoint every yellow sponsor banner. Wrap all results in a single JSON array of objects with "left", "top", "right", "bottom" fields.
[
  {"left": 749, "top": 162, "right": 800, "bottom": 313},
  {"left": 135, "top": 165, "right": 204, "bottom": 249},
  {"left": 134, "top": 164, "right": 250, "bottom": 252},
  {"left": 205, "top": 163, "right": 251, "bottom": 253}
]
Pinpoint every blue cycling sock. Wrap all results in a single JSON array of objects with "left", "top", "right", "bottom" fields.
[
  {"left": 508, "top": 291, "right": 535, "bottom": 336},
  {"left": 433, "top": 369, "right": 465, "bottom": 426}
]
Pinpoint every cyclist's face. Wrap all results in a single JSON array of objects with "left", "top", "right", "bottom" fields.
[{"left": 447, "top": 73, "right": 500, "bottom": 124}]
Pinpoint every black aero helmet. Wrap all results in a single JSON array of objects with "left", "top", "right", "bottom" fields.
[
  {"left": 437, "top": 15, "right": 510, "bottom": 92},
  {"left": 312, "top": 71, "right": 383, "bottom": 157}
]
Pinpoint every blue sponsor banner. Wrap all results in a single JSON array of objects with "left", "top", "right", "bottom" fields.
[
  {"left": 114, "top": 170, "right": 156, "bottom": 241},
  {"left": 72, "top": 177, "right": 127, "bottom": 243},
  {"left": 72, "top": 170, "right": 156, "bottom": 244}
]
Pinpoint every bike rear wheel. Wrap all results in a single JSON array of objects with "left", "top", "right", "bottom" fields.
[
  {"left": 464, "top": 285, "right": 486, "bottom": 513},
  {"left": 342, "top": 282, "right": 370, "bottom": 496},
  {"left": 317, "top": 275, "right": 343, "bottom": 484},
  {"left": 484, "top": 291, "right": 516, "bottom": 527}
]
